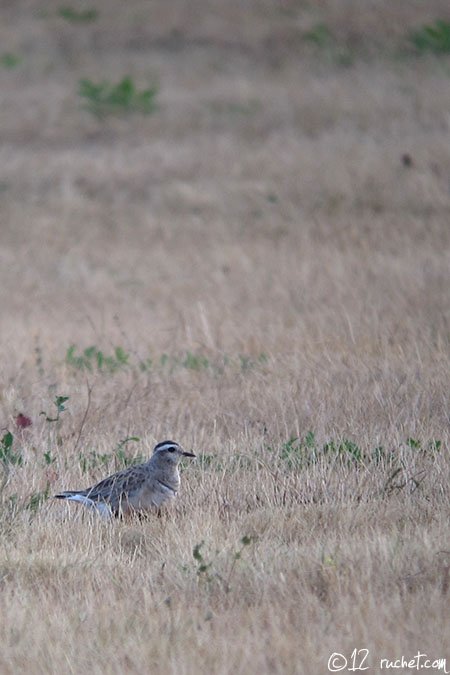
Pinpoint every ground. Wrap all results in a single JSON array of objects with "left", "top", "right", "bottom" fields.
[{"left": 0, "top": 1, "right": 449, "bottom": 674}]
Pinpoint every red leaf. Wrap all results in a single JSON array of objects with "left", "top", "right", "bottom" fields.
[{"left": 15, "top": 413, "right": 32, "bottom": 429}]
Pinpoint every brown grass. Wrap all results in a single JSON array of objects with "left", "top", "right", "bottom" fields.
[{"left": 0, "top": 1, "right": 449, "bottom": 673}]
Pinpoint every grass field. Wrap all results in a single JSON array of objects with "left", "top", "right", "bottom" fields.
[{"left": 0, "top": 1, "right": 449, "bottom": 673}]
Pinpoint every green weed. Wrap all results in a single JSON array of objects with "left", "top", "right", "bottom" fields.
[
  {"left": 138, "top": 357, "right": 153, "bottom": 372},
  {"left": 58, "top": 7, "right": 98, "bottom": 23},
  {"left": 66, "top": 345, "right": 130, "bottom": 373},
  {"left": 43, "top": 450, "right": 56, "bottom": 466},
  {"left": 113, "top": 437, "right": 143, "bottom": 469},
  {"left": 322, "top": 439, "right": 362, "bottom": 465},
  {"left": 79, "top": 76, "right": 158, "bottom": 119},
  {"left": 1, "top": 53, "right": 22, "bottom": 69},
  {"left": 304, "top": 23, "right": 334, "bottom": 48},
  {"left": 159, "top": 353, "right": 170, "bottom": 368},
  {"left": 239, "top": 352, "right": 267, "bottom": 372},
  {"left": 182, "top": 352, "right": 209, "bottom": 371},
  {"left": 410, "top": 20, "right": 450, "bottom": 54},
  {"left": 303, "top": 23, "right": 354, "bottom": 66},
  {"left": 370, "top": 446, "right": 388, "bottom": 465},
  {"left": 40, "top": 395, "right": 69, "bottom": 423},
  {"left": 196, "top": 454, "right": 222, "bottom": 471},
  {"left": 192, "top": 541, "right": 214, "bottom": 582},
  {"left": 273, "top": 434, "right": 319, "bottom": 469},
  {"left": 78, "top": 450, "right": 111, "bottom": 474},
  {"left": 407, "top": 438, "right": 441, "bottom": 452},
  {"left": 272, "top": 434, "right": 441, "bottom": 470},
  {"left": 0, "top": 431, "right": 22, "bottom": 466},
  {"left": 190, "top": 536, "right": 254, "bottom": 592},
  {"left": 78, "top": 437, "right": 142, "bottom": 474},
  {"left": 66, "top": 345, "right": 267, "bottom": 377},
  {"left": 26, "top": 484, "right": 51, "bottom": 513}
]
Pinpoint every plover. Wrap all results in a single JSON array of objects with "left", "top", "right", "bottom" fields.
[{"left": 54, "top": 440, "right": 195, "bottom": 518}]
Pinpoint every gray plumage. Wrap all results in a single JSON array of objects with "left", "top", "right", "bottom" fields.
[{"left": 54, "top": 440, "right": 195, "bottom": 518}]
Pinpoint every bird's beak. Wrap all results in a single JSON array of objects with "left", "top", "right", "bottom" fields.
[{"left": 182, "top": 451, "right": 196, "bottom": 458}]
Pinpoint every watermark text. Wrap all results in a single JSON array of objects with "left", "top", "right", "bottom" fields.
[{"left": 327, "top": 649, "right": 448, "bottom": 673}]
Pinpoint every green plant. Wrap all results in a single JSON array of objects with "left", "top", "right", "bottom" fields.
[
  {"left": 182, "top": 352, "right": 209, "bottom": 371},
  {"left": 323, "top": 439, "right": 362, "bottom": 464},
  {"left": 196, "top": 453, "right": 222, "bottom": 471},
  {"left": 239, "top": 352, "right": 267, "bottom": 372},
  {"left": 78, "top": 450, "right": 111, "bottom": 474},
  {"left": 272, "top": 434, "right": 443, "bottom": 472},
  {"left": 113, "top": 437, "right": 142, "bottom": 469},
  {"left": 138, "top": 357, "right": 153, "bottom": 372},
  {"left": 406, "top": 438, "right": 442, "bottom": 453},
  {"left": 278, "top": 437, "right": 304, "bottom": 468},
  {"left": 58, "top": 7, "right": 98, "bottom": 23},
  {"left": 428, "top": 439, "right": 442, "bottom": 452},
  {"left": 410, "top": 20, "right": 450, "bottom": 54},
  {"left": 66, "top": 345, "right": 130, "bottom": 373},
  {"left": 192, "top": 541, "right": 214, "bottom": 582},
  {"left": 302, "top": 23, "right": 354, "bottom": 66},
  {"left": 40, "top": 395, "right": 69, "bottom": 423},
  {"left": 26, "top": 484, "right": 51, "bottom": 512},
  {"left": 0, "top": 431, "right": 22, "bottom": 466},
  {"left": 223, "top": 536, "right": 253, "bottom": 592},
  {"left": 78, "top": 437, "right": 142, "bottom": 474},
  {"left": 190, "top": 536, "right": 254, "bottom": 592},
  {"left": 272, "top": 433, "right": 367, "bottom": 469},
  {"left": 1, "top": 53, "right": 22, "bottom": 69},
  {"left": 66, "top": 346, "right": 270, "bottom": 377},
  {"left": 371, "top": 446, "right": 387, "bottom": 465},
  {"left": 271, "top": 432, "right": 319, "bottom": 469},
  {"left": 304, "top": 23, "right": 334, "bottom": 48},
  {"left": 39, "top": 396, "right": 69, "bottom": 462},
  {"left": 43, "top": 450, "right": 56, "bottom": 466},
  {"left": 79, "top": 76, "right": 158, "bottom": 119}
]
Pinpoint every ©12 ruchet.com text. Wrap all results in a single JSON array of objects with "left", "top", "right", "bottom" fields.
[{"left": 327, "top": 648, "right": 448, "bottom": 673}]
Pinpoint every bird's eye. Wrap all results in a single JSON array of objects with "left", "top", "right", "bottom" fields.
[{"left": 168, "top": 448, "right": 176, "bottom": 453}]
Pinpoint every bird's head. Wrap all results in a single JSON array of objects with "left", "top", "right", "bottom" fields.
[{"left": 152, "top": 440, "right": 196, "bottom": 466}]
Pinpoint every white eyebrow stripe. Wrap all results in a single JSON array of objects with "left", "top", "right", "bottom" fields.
[{"left": 154, "top": 442, "right": 179, "bottom": 453}]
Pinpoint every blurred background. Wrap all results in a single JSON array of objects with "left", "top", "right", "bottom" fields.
[{"left": 0, "top": 0, "right": 449, "bottom": 418}]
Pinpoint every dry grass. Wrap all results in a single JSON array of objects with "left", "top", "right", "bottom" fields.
[{"left": 0, "top": 1, "right": 449, "bottom": 673}]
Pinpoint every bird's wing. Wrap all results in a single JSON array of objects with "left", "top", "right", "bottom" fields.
[{"left": 85, "top": 463, "right": 148, "bottom": 506}]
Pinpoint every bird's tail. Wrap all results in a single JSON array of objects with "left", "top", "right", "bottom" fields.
[
  {"left": 54, "top": 491, "right": 81, "bottom": 499},
  {"left": 53, "top": 491, "right": 113, "bottom": 518}
]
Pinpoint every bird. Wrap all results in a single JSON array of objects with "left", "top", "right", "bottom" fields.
[{"left": 54, "top": 440, "right": 195, "bottom": 519}]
